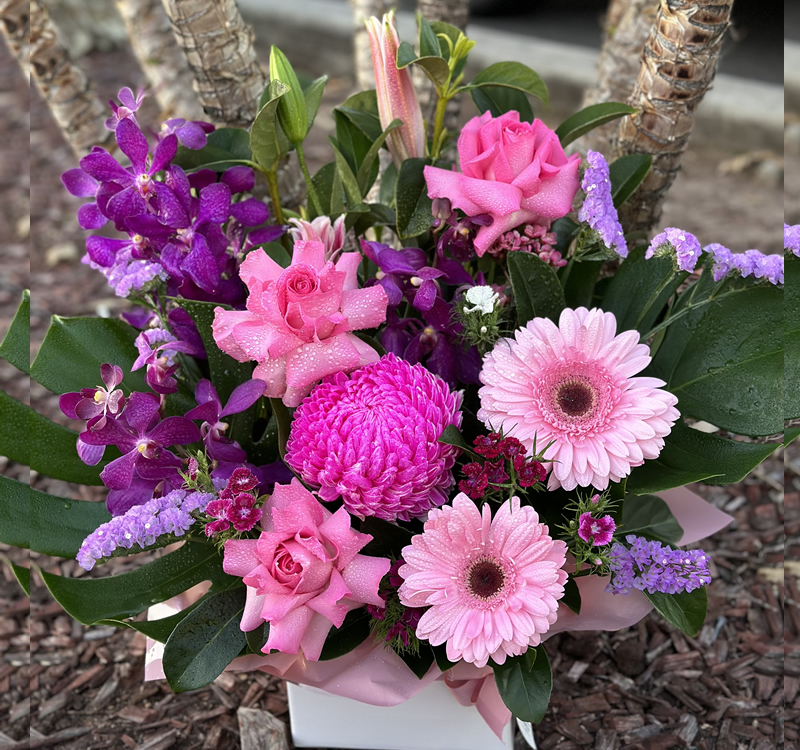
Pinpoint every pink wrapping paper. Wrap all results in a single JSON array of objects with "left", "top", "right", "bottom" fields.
[{"left": 144, "top": 486, "right": 731, "bottom": 739}]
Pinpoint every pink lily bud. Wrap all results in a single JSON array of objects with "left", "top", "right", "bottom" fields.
[
  {"left": 288, "top": 215, "right": 346, "bottom": 262},
  {"left": 366, "top": 12, "right": 426, "bottom": 167}
]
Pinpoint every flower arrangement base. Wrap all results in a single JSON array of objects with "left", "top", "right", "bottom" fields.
[{"left": 286, "top": 680, "right": 514, "bottom": 750}]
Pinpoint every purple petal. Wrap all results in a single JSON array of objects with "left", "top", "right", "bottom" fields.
[
  {"left": 246, "top": 226, "right": 286, "bottom": 246},
  {"left": 423, "top": 296, "right": 454, "bottom": 331},
  {"left": 77, "top": 203, "right": 108, "bottom": 230},
  {"left": 456, "top": 345, "right": 483, "bottom": 385},
  {"left": 100, "top": 449, "right": 138, "bottom": 490},
  {"left": 124, "top": 392, "right": 162, "bottom": 434},
  {"left": 75, "top": 400, "right": 103, "bottom": 420},
  {"left": 62, "top": 168, "right": 98, "bottom": 197},
  {"left": 378, "top": 277, "right": 403, "bottom": 307},
  {"left": 426, "top": 337, "right": 458, "bottom": 388},
  {"left": 165, "top": 165, "right": 193, "bottom": 216},
  {"left": 77, "top": 437, "right": 105, "bottom": 466},
  {"left": 221, "top": 379, "right": 266, "bottom": 417},
  {"left": 197, "top": 183, "right": 232, "bottom": 226},
  {"left": 59, "top": 392, "right": 84, "bottom": 420},
  {"left": 167, "top": 308, "right": 206, "bottom": 357},
  {"left": 86, "top": 236, "right": 128, "bottom": 266},
  {"left": 106, "top": 476, "right": 158, "bottom": 516},
  {"left": 135, "top": 450, "right": 183, "bottom": 480},
  {"left": 80, "top": 417, "right": 135, "bottom": 449},
  {"left": 152, "top": 182, "right": 189, "bottom": 228},
  {"left": 380, "top": 325, "right": 413, "bottom": 356},
  {"left": 184, "top": 401, "right": 219, "bottom": 423},
  {"left": 376, "top": 247, "right": 417, "bottom": 276},
  {"left": 412, "top": 280, "right": 438, "bottom": 311},
  {"left": 222, "top": 166, "right": 255, "bottom": 194},
  {"left": 122, "top": 307, "right": 158, "bottom": 329},
  {"left": 117, "top": 87, "right": 141, "bottom": 111},
  {"left": 258, "top": 460, "right": 295, "bottom": 486},
  {"left": 176, "top": 121, "right": 208, "bottom": 150},
  {"left": 150, "top": 133, "right": 178, "bottom": 174},
  {"left": 106, "top": 188, "right": 147, "bottom": 229},
  {"left": 400, "top": 247, "right": 428, "bottom": 270},
  {"left": 182, "top": 235, "right": 221, "bottom": 292},
  {"left": 194, "top": 379, "right": 220, "bottom": 409},
  {"left": 80, "top": 151, "right": 133, "bottom": 184},
  {"left": 148, "top": 416, "right": 201, "bottom": 447},
  {"left": 417, "top": 267, "right": 445, "bottom": 281},
  {"left": 188, "top": 169, "right": 218, "bottom": 192},
  {"left": 101, "top": 363, "right": 125, "bottom": 390},
  {"left": 230, "top": 198, "right": 268, "bottom": 226},
  {"left": 115, "top": 118, "right": 149, "bottom": 174},
  {"left": 437, "top": 258, "right": 475, "bottom": 286},
  {"left": 160, "top": 243, "right": 185, "bottom": 281},
  {"left": 125, "top": 212, "right": 176, "bottom": 241},
  {"left": 207, "top": 438, "right": 247, "bottom": 463}
]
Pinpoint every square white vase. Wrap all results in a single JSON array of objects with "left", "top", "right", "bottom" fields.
[{"left": 286, "top": 679, "right": 514, "bottom": 750}]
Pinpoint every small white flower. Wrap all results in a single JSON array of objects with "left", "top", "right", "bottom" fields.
[{"left": 464, "top": 285, "right": 499, "bottom": 315}]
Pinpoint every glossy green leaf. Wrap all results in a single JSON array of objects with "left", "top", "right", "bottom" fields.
[
  {"left": 429, "top": 21, "right": 469, "bottom": 78},
  {"left": 609, "top": 154, "right": 652, "bottom": 208},
  {"left": 668, "top": 285, "right": 783, "bottom": 436},
  {"left": 561, "top": 577, "right": 581, "bottom": 615},
  {"left": 10, "top": 561, "right": 30, "bottom": 596},
  {"left": 31, "top": 315, "right": 147, "bottom": 395},
  {"left": 786, "top": 427, "right": 800, "bottom": 447},
  {"left": 646, "top": 587, "right": 707, "bottom": 637},
  {"left": 334, "top": 110, "right": 374, "bottom": 176},
  {"left": 303, "top": 75, "right": 328, "bottom": 130},
  {"left": 245, "top": 621, "right": 270, "bottom": 655},
  {"left": 555, "top": 102, "right": 637, "bottom": 147},
  {"left": 395, "top": 158, "right": 434, "bottom": 239},
  {"left": 507, "top": 251, "right": 565, "bottom": 325},
  {"left": 270, "top": 46, "right": 308, "bottom": 144},
  {"left": 163, "top": 587, "right": 247, "bottom": 692},
  {"left": 601, "top": 246, "right": 684, "bottom": 333},
  {"left": 39, "top": 542, "right": 230, "bottom": 625},
  {"left": 356, "top": 119, "right": 402, "bottom": 196},
  {"left": 319, "top": 609, "right": 371, "bottom": 660},
  {"left": 30, "top": 488, "right": 111, "bottom": 558},
  {"left": 249, "top": 80, "right": 290, "bottom": 172},
  {"left": 621, "top": 494, "right": 683, "bottom": 543},
  {"left": 0, "top": 475, "right": 30, "bottom": 549},
  {"left": 334, "top": 90, "right": 382, "bottom": 142},
  {"left": 494, "top": 645, "right": 552, "bottom": 723},
  {"left": 432, "top": 643, "right": 459, "bottom": 673},
  {"left": 0, "top": 289, "right": 30, "bottom": 374},
  {"left": 330, "top": 139, "right": 365, "bottom": 209},
  {"left": 418, "top": 15, "right": 441, "bottom": 58},
  {"left": 437, "top": 423, "right": 477, "bottom": 458},
  {"left": 467, "top": 62, "right": 549, "bottom": 105},
  {"left": 471, "top": 86, "right": 533, "bottom": 123},
  {"left": 174, "top": 128, "right": 254, "bottom": 172},
  {"left": 396, "top": 41, "right": 450, "bottom": 88},
  {"left": 562, "top": 260, "right": 603, "bottom": 310},
  {"left": 786, "top": 255, "right": 800, "bottom": 420},
  {"left": 309, "top": 162, "right": 343, "bottom": 220},
  {"left": 627, "top": 421, "right": 779, "bottom": 494}
]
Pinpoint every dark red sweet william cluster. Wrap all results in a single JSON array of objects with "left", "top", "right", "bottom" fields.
[
  {"left": 459, "top": 433, "right": 546, "bottom": 499},
  {"left": 204, "top": 467, "right": 262, "bottom": 535}
]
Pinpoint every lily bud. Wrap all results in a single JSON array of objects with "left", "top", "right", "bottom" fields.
[
  {"left": 366, "top": 12, "right": 426, "bottom": 167},
  {"left": 269, "top": 46, "right": 308, "bottom": 145}
]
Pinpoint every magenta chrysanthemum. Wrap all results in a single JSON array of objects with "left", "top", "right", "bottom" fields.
[
  {"left": 477, "top": 308, "right": 680, "bottom": 491},
  {"left": 285, "top": 353, "right": 463, "bottom": 522},
  {"left": 398, "top": 494, "right": 567, "bottom": 668}
]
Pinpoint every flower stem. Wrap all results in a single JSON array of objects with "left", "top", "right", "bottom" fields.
[
  {"left": 633, "top": 271, "right": 681, "bottom": 333},
  {"left": 265, "top": 168, "right": 285, "bottom": 226},
  {"left": 430, "top": 95, "right": 449, "bottom": 160},
  {"left": 295, "top": 142, "right": 322, "bottom": 216},
  {"left": 270, "top": 397, "right": 292, "bottom": 460},
  {"left": 640, "top": 283, "right": 739, "bottom": 340}
]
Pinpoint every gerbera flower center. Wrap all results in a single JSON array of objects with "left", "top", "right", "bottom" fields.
[
  {"left": 555, "top": 379, "right": 596, "bottom": 418},
  {"left": 467, "top": 557, "right": 506, "bottom": 600}
]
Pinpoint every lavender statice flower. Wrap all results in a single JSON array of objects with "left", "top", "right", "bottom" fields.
[
  {"left": 646, "top": 228, "right": 702, "bottom": 272},
  {"left": 578, "top": 151, "right": 628, "bottom": 257},
  {"left": 785, "top": 224, "right": 800, "bottom": 257},
  {"left": 606, "top": 535, "right": 711, "bottom": 596},
  {"left": 703, "top": 243, "right": 736, "bottom": 281},
  {"left": 77, "top": 489, "right": 214, "bottom": 570},
  {"left": 702, "top": 243, "right": 784, "bottom": 286}
]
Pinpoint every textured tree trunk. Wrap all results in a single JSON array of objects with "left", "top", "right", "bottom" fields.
[
  {"left": 576, "top": 0, "right": 658, "bottom": 155},
  {"left": 7, "top": 0, "right": 113, "bottom": 157},
  {"left": 351, "top": 0, "right": 385, "bottom": 90},
  {"left": 613, "top": 0, "right": 733, "bottom": 233},
  {"left": 160, "top": 0, "right": 266, "bottom": 127},
  {"left": 114, "top": 0, "right": 205, "bottom": 120}
]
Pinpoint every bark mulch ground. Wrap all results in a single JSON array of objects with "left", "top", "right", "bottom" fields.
[{"left": 1, "top": 28, "right": 791, "bottom": 750}]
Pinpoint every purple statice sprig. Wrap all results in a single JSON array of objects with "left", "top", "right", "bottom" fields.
[
  {"left": 703, "top": 243, "right": 784, "bottom": 285},
  {"left": 646, "top": 227, "right": 702, "bottom": 273},
  {"left": 606, "top": 535, "right": 711, "bottom": 596},
  {"left": 76, "top": 489, "right": 213, "bottom": 570},
  {"left": 785, "top": 224, "right": 800, "bottom": 257},
  {"left": 577, "top": 151, "right": 628, "bottom": 258}
]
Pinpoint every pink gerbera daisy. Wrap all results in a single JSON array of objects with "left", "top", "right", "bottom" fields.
[
  {"left": 477, "top": 307, "right": 679, "bottom": 491},
  {"left": 398, "top": 494, "right": 567, "bottom": 668}
]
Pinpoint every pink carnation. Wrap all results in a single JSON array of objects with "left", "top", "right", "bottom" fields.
[
  {"left": 212, "top": 240, "right": 389, "bottom": 406},
  {"left": 398, "top": 494, "right": 567, "bottom": 668},
  {"left": 424, "top": 111, "right": 580, "bottom": 256},
  {"left": 223, "top": 479, "right": 391, "bottom": 661},
  {"left": 478, "top": 308, "right": 680, "bottom": 491},
  {"left": 285, "top": 353, "right": 463, "bottom": 522},
  {"left": 577, "top": 512, "right": 615, "bottom": 547}
]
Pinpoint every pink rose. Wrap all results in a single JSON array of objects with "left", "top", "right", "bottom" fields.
[
  {"left": 223, "top": 480, "right": 391, "bottom": 661},
  {"left": 212, "top": 240, "right": 389, "bottom": 406},
  {"left": 424, "top": 111, "right": 581, "bottom": 255}
]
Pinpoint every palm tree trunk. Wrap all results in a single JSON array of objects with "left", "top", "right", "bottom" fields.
[
  {"left": 114, "top": 0, "right": 205, "bottom": 120},
  {"left": 160, "top": 0, "right": 266, "bottom": 127},
  {"left": 613, "top": 0, "right": 733, "bottom": 233},
  {"left": 6, "top": 0, "right": 113, "bottom": 157}
]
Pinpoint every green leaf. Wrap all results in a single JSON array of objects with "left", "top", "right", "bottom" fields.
[
  {"left": 31, "top": 489, "right": 111, "bottom": 558},
  {"left": 249, "top": 80, "right": 290, "bottom": 172},
  {"left": 562, "top": 577, "right": 581, "bottom": 614},
  {"left": 379, "top": 161, "right": 398, "bottom": 207},
  {"left": 245, "top": 621, "right": 270, "bottom": 655},
  {"left": 334, "top": 111, "right": 374, "bottom": 176},
  {"left": 334, "top": 90, "right": 382, "bottom": 143},
  {"left": 309, "top": 162, "right": 342, "bottom": 220},
  {"left": 786, "top": 427, "right": 800, "bottom": 447},
  {"left": 418, "top": 15, "right": 441, "bottom": 58},
  {"left": 398, "top": 647, "right": 435, "bottom": 679},
  {"left": 621, "top": 494, "right": 683, "bottom": 543},
  {"left": 0, "top": 476, "right": 30, "bottom": 549},
  {"left": 562, "top": 260, "right": 603, "bottom": 310},
  {"left": 471, "top": 86, "right": 533, "bottom": 123},
  {"left": 667, "top": 284, "right": 783, "bottom": 436},
  {"left": 31, "top": 316, "right": 147, "bottom": 395},
  {"left": 303, "top": 75, "right": 328, "bottom": 131},
  {"left": 432, "top": 643, "right": 459, "bottom": 673},
  {"left": 270, "top": 46, "right": 308, "bottom": 144},
  {"left": 646, "top": 587, "right": 707, "bottom": 637},
  {"left": 437, "top": 424, "right": 476, "bottom": 458},
  {"left": 396, "top": 41, "right": 450, "bottom": 88},
  {"left": 627, "top": 421, "right": 779, "bottom": 494},
  {"left": 256, "top": 241, "right": 291, "bottom": 268},
  {"left": 395, "top": 158, "right": 434, "bottom": 239},
  {"left": 356, "top": 119, "right": 403, "bottom": 196},
  {"left": 429, "top": 21, "right": 469, "bottom": 78},
  {"left": 554, "top": 103, "right": 638, "bottom": 147},
  {"left": 609, "top": 154, "right": 652, "bottom": 208},
  {"left": 507, "top": 251, "right": 566, "bottom": 325},
  {"left": 494, "top": 645, "right": 552, "bottom": 723},
  {"left": 330, "top": 139, "right": 364, "bottom": 209},
  {"left": 600, "top": 246, "right": 684, "bottom": 333},
  {"left": 174, "top": 128, "right": 254, "bottom": 172},
  {"left": 467, "top": 62, "right": 549, "bottom": 105},
  {"left": 39, "top": 542, "right": 230, "bottom": 625},
  {"left": 785, "top": 255, "right": 800, "bottom": 420},
  {"left": 0, "top": 289, "right": 30, "bottom": 374},
  {"left": 11, "top": 561, "right": 30, "bottom": 596},
  {"left": 360, "top": 516, "right": 413, "bottom": 558},
  {"left": 163, "top": 587, "right": 247, "bottom": 691},
  {"left": 319, "top": 609, "right": 371, "bottom": 660}
]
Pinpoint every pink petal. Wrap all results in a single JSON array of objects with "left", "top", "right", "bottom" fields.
[
  {"left": 339, "top": 287, "right": 388, "bottom": 331},
  {"left": 264, "top": 604, "right": 314, "bottom": 655},
  {"left": 292, "top": 240, "right": 325, "bottom": 270},
  {"left": 223, "top": 539, "right": 260, "bottom": 577},
  {"left": 341, "top": 554, "right": 392, "bottom": 608},
  {"left": 424, "top": 166, "right": 522, "bottom": 219},
  {"left": 240, "top": 589, "right": 266, "bottom": 631},
  {"left": 298, "top": 612, "right": 335, "bottom": 662},
  {"left": 239, "top": 248, "right": 285, "bottom": 288}
]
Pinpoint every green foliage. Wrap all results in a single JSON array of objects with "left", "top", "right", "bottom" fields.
[
  {"left": 0, "top": 476, "right": 30, "bottom": 549},
  {"left": 621, "top": 494, "right": 683, "bottom": 543},
  {"left": 319, "top": 609, "right": 371, "bottom": 660},
  {"left": 0, "top": 289, "right": 30, "bottom": 374},
  {"left": 507, "top": 251, "right": 565, "bottom": 325},
  {"left": 395, "top": 158, "right": 434, "bottom": 239},
  {"left": 555, "top": 103, "right": 637, "bottom": 147},
  {"left": 396, "top": 41, "right": 450, "bottom": 88},
  {"left": 249, "top": 80, "right": 290, "bottom": 172},
  {"left": 561, "top": 577, "right": 581, "bottom": 615},
  {"left": 785, "top": 255, "right": 800, "bottom": 420},
  {"left": 174, "top": 128, "right": 254, "bottom": 172},
  {"left": 609, "top": 154, "right": 652, "bottom": 208},
  {"left": 494, "top": 645, "right": 552, "bottom": 723},
  {"left": 334, "top": 90, "right": 382, "bottom": 142},
  {"left": 645, "top": 587, "right": 707, "bottom": 637},
  {"left": 31, "top": 489, "right": 111, "bottom": 558},
  {"left": 467, "top": 62, "right": 549, "bottom": 105},
  {"left": 303, "top": 75, "right": 328, "bottom": 131},
  {"left": 269, "top": 46, "right": 308, "bottom": 145},
  {"left": 471, "top": 86, "right": 533, "bottom": 123}
]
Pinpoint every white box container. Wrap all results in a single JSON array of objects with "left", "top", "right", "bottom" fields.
[{"left": 287, "top": 679, "right": 514, "bottom": 750}]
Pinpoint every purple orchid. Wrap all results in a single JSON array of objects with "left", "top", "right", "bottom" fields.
[
  {"left": 184, "top": 379, "right": 266, "bottom": 462},
  {"left": 131, "top": 328, "right": 203, "bottom": 394},
  {"left": 80, "top": 391, "right": 201, "bottom": 491},
  {"left": 105, "top": 87, "right": 146, "bottom": 131},
  {"left": 435, "top": 209, "right": 493, "bottom": 263},
  {"left": 160, "top": 118, "right": 214, "bottom": 150},
  {"left": 61, "top": 168, "right": 107, "bottom": 230}
]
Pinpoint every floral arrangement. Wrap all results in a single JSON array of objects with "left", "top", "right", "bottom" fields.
[{"left": 4, "top": 13, "right": 791, "bottom": 735}]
